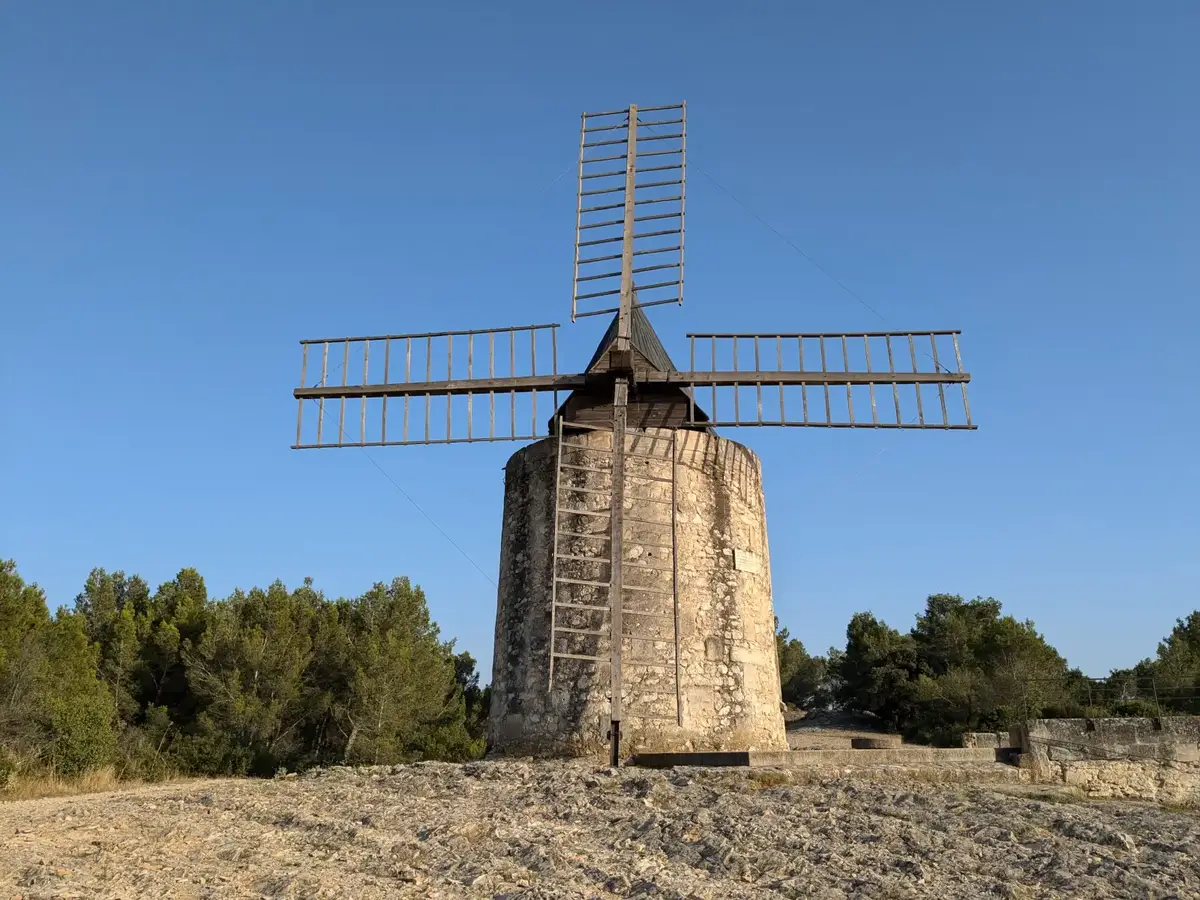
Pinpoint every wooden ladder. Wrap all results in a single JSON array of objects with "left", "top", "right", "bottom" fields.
[{"left": 548, "top": 419, "right": 681, "bottom": 727}]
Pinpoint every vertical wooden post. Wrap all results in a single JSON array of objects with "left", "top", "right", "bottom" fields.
[
  {"left": 549, "top": 416, "right": 564, "bottom": 691},
  {"left": 671, "top": 429, "right": 681, "bottom": 726},
  {"left": 317, "top": 343, "right": 328, "bottom": 445},
  {"left": 338, "top": 340, "right": 348, "bottom": 445},
  {"left": 360, "top": 340, "right": 369, "bottom": 443},
  {"left": 296, "top": 344, "right": 307, "bottom": 446},
  {"left": 609, "top": 103, "right": 638, "bottom": 767},
  {"left": 609, "top": 378, "right": 627, "bottom": 768},
  {"left": 616, "top": 103, "right": 638, "bottom": 350},
  {"left": 382, "top": 339, "right": 390, "bottom": 443}
]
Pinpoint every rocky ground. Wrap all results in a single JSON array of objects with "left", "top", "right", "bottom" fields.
[{"left": 2, "top": 760, "right": 1199, "bottom": 899}]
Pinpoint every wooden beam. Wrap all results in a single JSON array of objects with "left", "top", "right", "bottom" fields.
[
  {"left": 658, "top": 371, "right": 971, "bottom": 387},
  {"left": 295, "top": 373, "right": 588, "bottom": 400},
  {"left": 293, "top": 368, "right": 971, "bottom": 402}
]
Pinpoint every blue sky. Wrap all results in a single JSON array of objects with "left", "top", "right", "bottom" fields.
[{"left": 2, "top": 2, "right": 1196, "bottom": 677}]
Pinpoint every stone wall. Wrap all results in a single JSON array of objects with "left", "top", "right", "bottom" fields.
[
  {"left": 488, "top": 427, "right": 787, "bottom": 757},
  {"left": 1013, "top": 717, "right": 1200, "bottom": 803},
  {"left": 961, "top": 732, "right": 1013, "bottom": 749}
]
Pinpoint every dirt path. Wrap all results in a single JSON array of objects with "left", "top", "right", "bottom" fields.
[
  {"left": 2, "top": 761, "right": 1198, "bottom": 898},
  {"left": 785, "top": 709, "right": 903, "bottom": 750}
]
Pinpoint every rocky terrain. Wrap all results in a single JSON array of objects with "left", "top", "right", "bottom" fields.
[{"left": 2, "top": 760, "right": 1198, "bottom": 899}]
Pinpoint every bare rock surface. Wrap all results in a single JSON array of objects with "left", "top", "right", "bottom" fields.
[{"left": 3, "top": 760, "right": 1199, "bottom": 899}]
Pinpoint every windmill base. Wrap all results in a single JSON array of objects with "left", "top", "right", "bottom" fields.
[{"left": 487, "top": 427, "right": 787, "bottom": 759}]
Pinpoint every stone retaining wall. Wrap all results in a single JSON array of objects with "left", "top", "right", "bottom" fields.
[
  {"left": 961, "top": 731, "right": 1013, "bottom": 749},
  {"left": 1013, "top": 717, "right": 1200, "bottom": 803}
]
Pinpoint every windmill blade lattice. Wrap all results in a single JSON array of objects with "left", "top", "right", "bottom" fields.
[{"left": 572, "top": 104, "right": 686, "bottom": 321}]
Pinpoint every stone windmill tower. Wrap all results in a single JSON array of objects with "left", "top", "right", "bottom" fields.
[{"left": 291, "top": 103, "right": 974, "bottom": 764}]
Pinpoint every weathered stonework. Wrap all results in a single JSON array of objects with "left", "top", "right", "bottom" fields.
[
  {"left": 488, "top": 428, "right": 787, "bottom": 757},
  {"left": 961, "top": 731, "right": 1013, "bottom": 749},
  {"left": 1013, "top": 717, "right": 1200, "bottom": 803}
]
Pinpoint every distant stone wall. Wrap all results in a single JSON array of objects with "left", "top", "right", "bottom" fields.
[
  {"left": 961, "top": 732, "right": 1013, "bottom": 749},
  {"left": 488, "top": 428, "right": 787, "bottom": 758},
  {"left": 1013, "top": 717, "right": 1200, "bottom": 803}
]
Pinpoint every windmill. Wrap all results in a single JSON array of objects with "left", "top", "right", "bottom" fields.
[{"left": 291, "top": 103, "right": 974, "bottom": 765}]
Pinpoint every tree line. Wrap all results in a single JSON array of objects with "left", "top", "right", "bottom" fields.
[
  {"left": 6, "top": 554, "right": 1198, "bottom": 782},
  {"left": 776, "top": 593, "right": 1200, "bottom": 745},
  {"left": 0, "top": 559, "right": 488, "bottom": 782}
]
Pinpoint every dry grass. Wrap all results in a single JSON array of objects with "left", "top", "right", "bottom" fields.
[{"left": 0, "top": 766, "right": 185, "bottom": 802}]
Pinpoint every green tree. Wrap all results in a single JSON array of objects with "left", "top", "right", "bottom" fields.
[
  {"left": 1, "top": 561, "right": 117, "bottom": 776},
  {"left": 833, "top": 612, "right": 918, "bottom": 730},
  {"left": 181, "top": 581, "right": 316, "bottom": 775},
  {"left": 298, "top": 583, "right": 354, "bottom": 766},
  {"left": 1142, "top": 612, "right": 1200, "bottom": 714},
  {"left": 911, "top": 594, "right": 1002, "bottom": 676},
  {"left": 0, "top": 559, "right": 52, "bottom": 755},
  {"left": 74, "top": 569, "right": 146, "bottom": 724},
  {"left": 6, "top": 559, "right": 490, "bottom": 781},
  {"left": 37, "top": 611, "right": 118, "bottom": 775},
  {"left": 831, "top": 594, "right": 1074, "bottom": 744},
  {"left": 333, "top": 578, "right": 480, "bottom": 765},
  {"left": 454, "top": 650, "right": 491, "bottom": 742},
  {"left": 133, "top": 569, "right": 211, "bottom": 726},
  {"left": 775, "top": 620, "right": 829, "bottom": 709}
]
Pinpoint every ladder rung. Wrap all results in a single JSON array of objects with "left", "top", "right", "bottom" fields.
[
  {"left": 627, "top": 635, "right": 673, "bottom": 643},
  {"left": 624, "top": 516, "right": 670, "bottom": 527},
  {"left": 559, "top": 530, "right": 611, "bottom": 541},
  {"left": 623, "top": 609, "right": 673, "bottom": 619},
  {"left": 624, "top": 540, "right": 674, "bottom": 550},
  {"left": 552, "top": 651, "right": 606, "bottom": 662},
  {"left": 556, "top": 601, "right": 610, "bottom": 612},
  {"left": 561, "top": 463, "right": 611, "bottom": 475},
  {"left": 623, "top": 560, "right": 670, "bottom": 572},
  {"left": 623, "top": 584, "right": 674, "bottom": 595},
  {"left": 555, "top": 553, "right": 612, "bottom": 565},
  {"left": 554, "top": 626, "right": 607, "bottom": 637},
  {"left": 556, "top": 576, "right": 611, "bottom": 589},
  {"left": 623, "top": 660, "right": 672, "bottom": 669},
  {"left": 558, "top": 484, "right": 610, "bottom": 497},
  {"left": 564, "top": 421, "right": 613, "bottom": 433},
  {"left": 564, "top": 442, "right": 670, "bottom": 463},
  {"left": 562, "top": 442, "right": 612, "bottom": 453},
  {"left": 559, "top": 508, "right": 611, "bottom": 519},
  {"left": 626, "top": 472, "right": 672, "bottom": 484},
  {"left": 625, "top": 495, "right": 672, "bottom": 505},
  {"left": 623, "top": 448, "right": 672, "bottom": 461}
]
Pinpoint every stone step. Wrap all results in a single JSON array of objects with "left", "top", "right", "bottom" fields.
[{"left": 633, "top": 747, "right": 1016, "bottom": 768}]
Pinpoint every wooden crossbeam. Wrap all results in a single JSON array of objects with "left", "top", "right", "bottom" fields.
[{"left": 293, "top": 368, "right": 970, "bottom": 401}]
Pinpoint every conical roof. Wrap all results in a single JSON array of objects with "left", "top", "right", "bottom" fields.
[
  {"left": 584, "top": 306, "right": 676, "bottom": 374},
  {"left": 547, "top": 307, "right": 711, "bottom": 432}
]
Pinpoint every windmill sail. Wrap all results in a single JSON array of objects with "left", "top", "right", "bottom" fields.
[
  {"left": 292, "top": 323, "right": 571, "bottom": 447},
  {"left": 572, "top": 104, "right": 686, "bottom": 321},
  {"left": 681, "top": 330, "right": 974, "bottom": 429}
]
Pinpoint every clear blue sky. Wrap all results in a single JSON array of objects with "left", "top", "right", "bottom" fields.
[{"left": 2, "top": 2, "right": 1196, "bottom": 678}]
